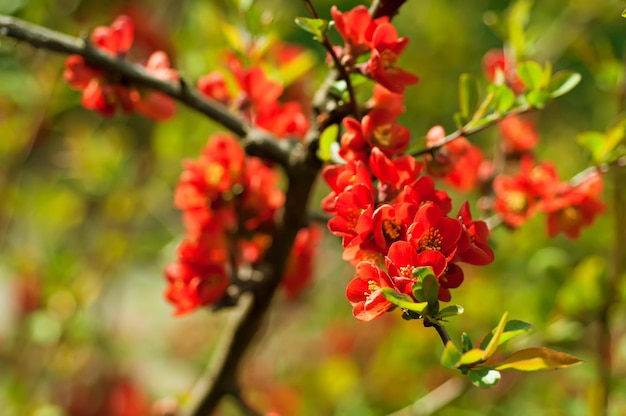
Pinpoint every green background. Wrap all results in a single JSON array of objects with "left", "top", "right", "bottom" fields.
[{"left": 1, "top": 0, "right": 625, "bottom": 414}]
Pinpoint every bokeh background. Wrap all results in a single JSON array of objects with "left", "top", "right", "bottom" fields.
[{"left": 1, "top": 0, "right": 626, "bottom": 414}]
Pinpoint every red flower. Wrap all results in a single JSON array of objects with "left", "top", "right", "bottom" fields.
[
  {"left": 369, "top": 146, "right": 423, "bottom": 202},
  {"left": 385, "top": 241, "right": 446, "bottom": 285},
  {"left": 328, "top": 184, "right": 374, "bottom": 247},
  {"left": 91, "top": 15, "right": 134, "bottom": 57},
  {"left": 165, "top": 261, "right": 229, "bottom": 316},
  {"left": 499, "top": 115, "right": 539, "bottom": 153},
  {"left": 198, "top": 71, "right": 232, "bottom": 104},
  {"left": 339, "top": 117, "right": 370, "bottom": 163},
  {"left": 443, "top": 144, "right": 484, "bottom": 192},
  {"left": 520, "top": 157, "right": 561, "bottom": 199},
  {"left": 542, "top": 172, "right": 605, "bottom": 239},
  {"left": 255, "top": 101, "right": 310, "bottom": 139},
  {"left": 362, "top": 109, "right": 410, "bottom": 157},
  {"left": 371, "top": 203, "right": 415, "bottom": 252},
  {"left": 455, "top": 201, "right": 495, "bottom": 265},
  {"left": 437, "top": 263, "right": 464, "bottom": 302},
  {"left": 424, "top": 125, "right": 471, "bottom": 178},
  {"left": 482, "top": 49, "right": 525, "bottom": 93},
  {"left": 240, "top": 157, "right": 285, "bottom": 231},
  {"left": 396, "top": 176, "right": 453, "bottom": 215},
  {"left": 282, "top": 225, "right": 322, "bottom": 300},
  {"left": 132, "top": 51, "right": 178, "bottom": 121},
  {"left": 407, "top": 202, "right": 463, "bottom": 261},
  {"left": 367, "top": 23, "right": 419, "bottom": 93},
  {"left": 331, "top": 5, "right": 388, "bottom": 56},
  {"left": 367, "top": 84, "right": 405, "bottom": 118},
  {"left": 493, "top": 174, "right": 535, "bottom": 227},
  {"left": 321, "top": 160, "right": 373, "bottom": 214},
  {"left": 346, "top": 261, "right": 396, "bottom": 322}
]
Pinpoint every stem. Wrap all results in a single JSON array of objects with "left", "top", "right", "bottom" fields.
[
  {"left": 424, "top": 318, "right": 451, "bottom": 347},
  {"left": 409, "top": 105, "right": 532, "bottom": 157},
  {"left": 302, "top": 0, "right": 360, "bottom": 118}
]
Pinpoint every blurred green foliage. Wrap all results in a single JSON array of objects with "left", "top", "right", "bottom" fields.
[{"left": 1, "top": 0, "right": 626, "bottom": 415}]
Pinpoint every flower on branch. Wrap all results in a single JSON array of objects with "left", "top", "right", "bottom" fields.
[{"left": 63, "top": 14, "right": 177, "bottom": 119}]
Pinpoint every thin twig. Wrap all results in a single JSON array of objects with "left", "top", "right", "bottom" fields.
[
  {"left": 302, "top": 0, "right": 360, "bottom": 118},
  {"left": 410, "top": 105, "right": 532, "bottom": 157}
]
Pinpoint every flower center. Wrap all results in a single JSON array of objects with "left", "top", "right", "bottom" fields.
[
  {"left": 373, "top": 124, "right": 393, "bottom": 147},
  {"left": 399, "top": 265, "right": 414, "bottom": 278},
  {"left": 383, "top": 217, "right": 402, "bottom": 240},
  {"left": 206, "top": 163, "right": 225, "bottom": 187},
  {"left": 561, "top": 206, "right": 581, "bottom": 226},
  {"left": 419, "top": 227, "right": 443, "bottom": 251},
  {"left": 380, "top": 49, "right": 398, "bottom": 73},
  {"left": 365, "top": 279, "right": 380, "bottom": 299},
  {"left": 505, "top": 190, "right": 528, "bottom": 214}
]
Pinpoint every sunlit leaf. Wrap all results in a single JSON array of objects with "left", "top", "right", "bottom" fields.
[
  {"left": 577, "top": 131, "right": 606, "bottom": 163},
  {"left": 517, "top": 61, "right": 545, "bottom": 91},
  {"left": 481, "top": 312, "right": 508, "bottom": 360},
  {"left": 491, "top": 84, "right": 516, "bottom": 113},
  {"left": 493, "top": 348, "right": 583, "bottom": 371},
  {"left": 480, "top": 320, "right": 533, "bottom": 349},
  {"left": 525, "top": 90, "right": 551, "bottom": 109},
  {"left": 435, "top": 305, "right": 464, "bottom": 320},
  {"left": 381, "top": 287, "right": 428, "bottom": 313},
  {"left": 294, "top": 17, "right": 329, "bottom": 42},
  {"left": 462, "top": 332, "right": 473, "bottom": 352},
  {"left": 459, "top": 73, "right": 479, "bottom": 120},
  {"left": 317, "top": 124, "right": 339, "bottom": 161},
  {"left": 459, "top": 348, "right": 485, "bottom": 366},
  {"left": 469, "top": 368, "right": 501, "bottom": 388},
  {"left": 548, "top": 71, "right": 581, "bottom": 98},
  {"left": 441, "top": 341, "right": 462, "bottom": 368}
]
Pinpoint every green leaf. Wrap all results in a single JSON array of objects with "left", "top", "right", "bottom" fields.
[
  {"left": 453, "top": 112, "right": 467, "bottom": 129},
  {"left": 480, "top": 320, "right": 533, "bottom": 350},
  {"left": 577, "top": 131, "right": 606, "bottom": 163},
  {"left": 317, "top": 124, "right": 339, "bottom": 161},
  {"left": 294, "top": 17, "right": 329, "bottom": 42},
  {"left": 492, "top": 84, "right": 516, "bottom": 114},
  {"left": 461, "top": 332, "right": 473, "bottom": 352},
  {"left": 469, "top": 368, "right": 501, "bottom": 388},
  {"left": 459, "top": 348, "right": 485, "bottom": 366},
  {"left": 434, "top": 305, "right": 464, "bottom": 320},
  {"left": 493, "top": 347, "right": 583, "bottom": 371},
  {"left": 622, "top": 7, "right": 626, "bottom": 18},
  {"left": 517, "top": 61, "right": 545, "bottom": 91},
  {"left": 412, "top": 266, "right": 436, "bottom": 281},
  {"left": 548, "top": 71, "right": 582, "bottom": 98},
  {"left": 441, "top": 341, "right": 463, "bottom": 368},
  {"left": 381, "top": 287, "right": 428, "bottom": 313},
  {"left": 459, "top": 73, "right": 480, "bottom": 120},
  {"left": 481, "top": 312, "right": 508, "bottom": 360},
  {"left": 422, "top": 274, "right": 440, "bottom": 307},
  {"left": 525, "top": 90, "right": 551, "bottom": 109}
]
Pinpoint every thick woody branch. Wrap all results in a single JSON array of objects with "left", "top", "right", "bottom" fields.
[
  {"left": 370, "top": 0, "right": 408, "bottom": 19},
  {"left": 0, "top": 14, "right": 292, "bottom": 168}
]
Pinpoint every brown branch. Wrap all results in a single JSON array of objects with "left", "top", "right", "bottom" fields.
[
  {"left": 370, "top": 0, "right": 408, "bottom": 19},
  {"left": 0, "top": 15, "right": 283, "bottom": 147}
]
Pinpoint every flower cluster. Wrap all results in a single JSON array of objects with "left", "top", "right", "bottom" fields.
[
  {"left": 323, "top": 144, "right": 494, "bottom": 321},
  {"left": 332, "top": 6, "right": 419, "bottom": 93},
  {"left": 165, "top": 133, "right": 318, "bottom": 315},
  {"left": 494, "top": 157, "right": 604, "bottom": 239},
  {"left": 64, "top": 15, "right": 178, "bottom": 119},
  {"left": 197, "top": 51, "right": 310, "bottom": 140}
]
